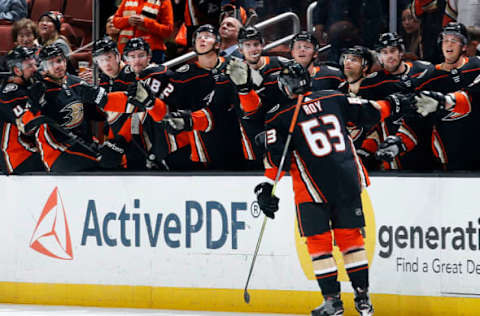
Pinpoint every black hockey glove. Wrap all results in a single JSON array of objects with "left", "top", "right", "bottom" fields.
[
  {"left": 375, "top": 135, "right": 406, "bottom": 162},
  {"left": 385, "top": 92, "right": 416, "bottom": 123},
  {"left": 414, "top": 90, "right": 450, "bottom": 117},
  {"left": 27, "top": 81, "right": 46, "bottom": 112},
  {"left": 254, "top": 182, "right": 279, "bottom": 219},
  {"left": 81, "top": 85, "right": 108, "bottom": 106},
  {"left": 99, "top": 135, "right": 127, "bottom": 169},
  {"left": 226, "top": 58, "right": 253, "bottom": 93},
  {"left": 164, "top": 110, "right": 193, "bottom": 135},
  {"left": 127, "top": 81, "right": 156, "bottom": 110}
]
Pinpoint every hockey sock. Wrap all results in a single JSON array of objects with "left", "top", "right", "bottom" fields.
[
  {"left": 343, "top": 247, "right": 369, "bottom": 289},
  {"left": 312, "top": 253, "right": 341, "bottom": 295}
]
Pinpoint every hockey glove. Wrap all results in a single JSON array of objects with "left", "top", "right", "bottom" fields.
[
  {"left": 99, "top": 135, "right": 126, "bottom": 169},
  {"left": 127, "top": 81, "right": 156, "bottom": 110},
  {"left": 254, "top": 182, "right": 279, "bottom": 219},
  {"left": 375, "top": 135, "right": 406, "bottom": 162},
  {"left": 226, "top": 58, "right": 253, "bottom": 93},
  {"left": 27, "top": 81, "right": 46, "bottom": 112},
  {"left": 164, "top": 110, "right": 193, "bottom": 135},
  {"left": 385, "top": 92, "right": 416, "bottom": 123},
  {"left": 414, "top": 91, "right": 452, "bottom": 117}
]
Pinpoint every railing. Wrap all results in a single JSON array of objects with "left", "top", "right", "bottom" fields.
[{"left": 163, "top": 12, "right": 301, "bottom": 68}]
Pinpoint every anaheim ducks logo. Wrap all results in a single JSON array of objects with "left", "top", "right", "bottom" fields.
[{"left": 60, "top": 102, "right": 84, "bottom": 129}]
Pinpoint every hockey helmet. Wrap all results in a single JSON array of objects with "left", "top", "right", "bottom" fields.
[
  {"left": 39, "top": 43, "right": 65, "bottom": 61},
  {"left": 238, "top": 26, "right": 264, "bottom": 45},
  {"left": 123, "top": 37, "right": 151, "bottom": 56},
  {"left": 376, "top": 32, "right": 405, "bottom": 52},
  {"left": 93, "top": 36, "right": 118, "bottom": 57},
  {"left": 278, "top": 61, "right": 311, "bottom": 97},
  {"left": 192, "top": 24, "right": 220, "bottom": 47},
  {"left": 6, "top": 46, "right": 36, "bottom": 70},
  {"left": 290, "top": 31, "right": 320, "bottom": 51},
  {"left": 339, "top": 45, "right": 374, "bottom": 72},
  {"left": 438, "top": 22, "right": 469, "bottom": 46}
]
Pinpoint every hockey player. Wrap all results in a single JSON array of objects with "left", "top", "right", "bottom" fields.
[
  {"left": 253, "top": 62, "right": 418, "bottom": 316},
  {"left": 378, "top": 22, "right": 480, "bottom": 170},
  {"left": 0, "top": 46, "right": 44, "bottom": 174},
  {"left": 358, "top": 33, "right": 435, "bottom": 171},
  {"left": 20, "top": 43, "right": 168, "bottom": 172},
  {"left": 164, "top": 24, "right": 245, "bottom": 170}
]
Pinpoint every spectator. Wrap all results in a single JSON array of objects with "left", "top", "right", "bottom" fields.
[
  {"left": 12, "top": 18, "right": 40, "bottom": 49},
  {"left": 37, "top": 11, "right": 72, "bottom": 57},
  {"left": 467, "top": 26, "right": 480, "bottom": 57},
  {"left": 0, "top": 0, "right": 27, "bottom": 22},
  {"left": 411, "top": 0, "right": 446, "bottom": 64},
  {"left": 401, "top": 6, "right": 423, "bottom": 59},
  {"left": 181, "top": 0, "right": 221, "bottom": 50},
  {"left": 313, "top": 0, "right": 386, "bottom": 49},
  {"left": 113, "top": 0, "right": 174, "bottom": 64},
  {"left": 106, "top": 15, "right": 120, "bottom": 43},
  {"left": 219, "top": 16, "right": 243, "bottom": 57},
  {"left": 443, "top": 0, "right": 480, "bottom": 27}
]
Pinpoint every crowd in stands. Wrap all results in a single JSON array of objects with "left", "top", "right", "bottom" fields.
[{"left": 0, "top": 0, "right": 479, "bottom": 174}]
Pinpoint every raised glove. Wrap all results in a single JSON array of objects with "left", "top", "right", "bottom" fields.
[
  {"left": 414, "top": 91, "right": 452, "bottom": 117},
  {"left": 385, "top": 92, "right": 416, "bottom": 123},
  {"left": 99, "top": 136, "right": 126, "bottom": 169},
  {"left": 127, "top": 81, "right": 156, "bottom": 110},
  {"left": 226, "top": 58, "right": 252, "bottom": 93},
  {"left": 164, "top": 110, "right": 193, "bottom": 135},
  {"left": 254, "top": 182, "right": 279, "bottom": 219},
  {"left": 375, "top": 135, "right": 406, "bottom": 162}
]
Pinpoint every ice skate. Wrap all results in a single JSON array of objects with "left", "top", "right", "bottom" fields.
[
  {"left": 354, "top": 288, "right": 374, "bottom": 316},
  {"left": 311, "top": 294, "right": 344, "bottom": 316}
]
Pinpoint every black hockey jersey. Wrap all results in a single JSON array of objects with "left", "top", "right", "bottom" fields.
[
  {"left": 0, "top": 80, "right": 43, "bottom": 174},
  {"left": 264, "top": 90, "right": 391, "bottom": 205},
  {"left": 168, "top": 57, "right": 245, "bottom": 170},
  {"left": 412, "top": 56, "right": 480, "bottom": 170}
]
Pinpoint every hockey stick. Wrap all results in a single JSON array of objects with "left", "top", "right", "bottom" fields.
[
  {"left": 25, "top": 115, "right": 100, "bottom": 157},
  {"left": 243, "top": 93, "right": 304, "bottom": 304}
]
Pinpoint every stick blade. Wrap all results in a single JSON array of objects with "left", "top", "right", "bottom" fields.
[{"left": 243, "top": 290, "right": 250, "bottom": 304}]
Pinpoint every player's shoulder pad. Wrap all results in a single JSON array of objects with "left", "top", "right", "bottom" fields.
[
  {"left": 140, "top": 64, "right": 168, "bottom": 78},
  {"left": 326, "top": 65, "right": 341, "bottom": 73},
  {"left": 176, "top": 64, "right": 190, "bottom": 73},
  {"left": 266, "top": 103, "right": 281, "bottom": 114},
  {"left": 347, "top": 96, "right": 369, "bottom": 104},
  {"left": 2, "top": 83, "right": 19, "bottom": 94}
]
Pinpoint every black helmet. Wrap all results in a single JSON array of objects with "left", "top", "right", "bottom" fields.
[
  {"left": 238, "top": 26, "right": 264, "bottom": 45},
  {"left": 39, "top": 43, "right": 65, "bottom": 61},
  {"left": 278, "top": 61, "right": 311, "bottom": 97},
  {"left": 339, "top": 45, "right": 374, "bottom": 72},
  {"left": 192, "top": 24, "right": 220, "bottom": 47},
  {"left": 93, "top": 36, "right": 118, "bottom": 57},
  {"left": 376, "top": 32, "right": 405, "bottom": 52},
  {"left": 438, "top": 22, "right": 469, "bottom": 45},
  {"left": 6, "top": 46, "right": 36, "bottom": 70},
  {"left": 290, "top": 31, "right": 320, "bottom": 51},
  {"left": 123, "top": 37, "right": 151, "bottom": 56}
]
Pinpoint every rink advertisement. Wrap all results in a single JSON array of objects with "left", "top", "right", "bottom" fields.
[{"left": 1, "top": 175, "right": 480, "bottom": 314}]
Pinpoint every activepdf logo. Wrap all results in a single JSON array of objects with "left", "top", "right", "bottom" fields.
[{"left": 30, "top": 187, "right": 73, "bottom": 260}]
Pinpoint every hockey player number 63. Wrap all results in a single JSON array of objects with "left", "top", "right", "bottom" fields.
[{"left": 300, "top": 114, "right": 346, "bottom": 157}]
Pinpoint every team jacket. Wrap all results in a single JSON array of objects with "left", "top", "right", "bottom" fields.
[
  {"left": 114, "top": 0, "right": 174, "bottom": 53},
  {"left": 357, "top": 60, "right": 435, "bottom": 170},
  {"left": 264, "top": 90, "right": 391, "bottom": 205},
  {"left": 410, "top": 56, "right": 480, "bottom": 170},
  {"left": 0, "top": 79, "right": 43, "bottom": 174},
  {"left": 167, "top": 57, "right": 244, "bottom": 169}
]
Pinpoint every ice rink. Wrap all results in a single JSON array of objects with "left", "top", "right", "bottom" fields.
[{"left": 0, "top": 304, "right": 304, "bottom": 315}]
